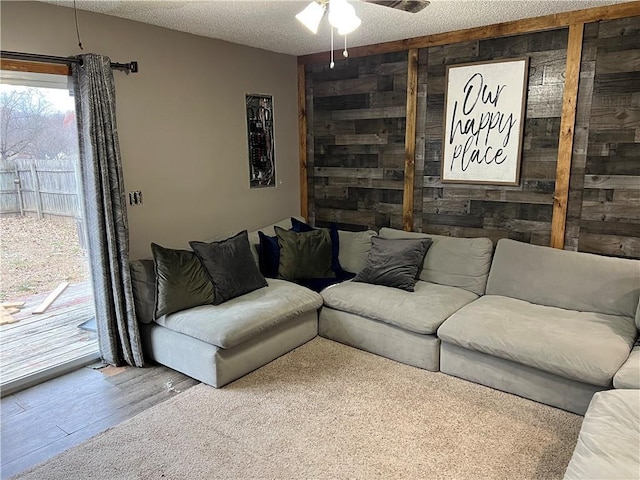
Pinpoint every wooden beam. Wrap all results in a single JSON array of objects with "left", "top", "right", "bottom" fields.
[
  {"left": 402, "top": 49, "right": 419, "bottom": 232},
  {"left": 0, "top": 59, "right": 70, "bottom": 75},
  {"left": 298, "top": 63, "right": 309, "bottom": 221},
  {"left": 298, "top": 2, "right": 640, "bottom": 65},
  {"left": 550, "top": 23, "right": 584, "bottom": 250}
]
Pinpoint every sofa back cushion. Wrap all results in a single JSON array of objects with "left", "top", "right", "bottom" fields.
[
  {"left": 130, "top": 259, "right": 156, "bottom": 324},
  {"left": 487, "top": 239, "right": 640, "bottom": 318},
  {"left": 378, "top": 228, "right": 494, "bottom": 295},
  {"left": 337, "top": 230, "right": 377, "bottom": 274}
]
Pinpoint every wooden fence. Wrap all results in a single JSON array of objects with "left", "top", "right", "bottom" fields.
[{"left": 0, "top": 157, "right": 81, "bottom": 221}]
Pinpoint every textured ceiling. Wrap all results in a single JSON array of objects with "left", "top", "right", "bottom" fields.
[{"left": 41, "top": 0, "right": 632, "bottom": 56}]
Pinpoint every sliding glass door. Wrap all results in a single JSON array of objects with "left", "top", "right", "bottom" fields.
[{"left": 0, "top": 68, "right": 99, "bottom": 395}]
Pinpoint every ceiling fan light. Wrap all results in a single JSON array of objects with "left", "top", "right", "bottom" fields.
[
  {"left": 337, "top": 14, "right": 361, "bottom": 35},
  {"left": 329, "top": 0, "right": 361, "bottom": 34},
  {"left": 295, "top": 1, "right": 326, "bottom": 34}
]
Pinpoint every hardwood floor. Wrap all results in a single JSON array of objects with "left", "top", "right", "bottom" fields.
[
  {"left": 1, "top": 282, "right": 97, "bottom": 388},
  {"left": 0, "top": 363, "right": 199, "bottom": 479}
]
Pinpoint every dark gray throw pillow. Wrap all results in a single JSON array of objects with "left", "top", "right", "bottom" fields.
[
  {"left": 275, "top": 225, "right": 335, "bottom": 280},
  {"left": 353, "top": 236, "right": 432, "bottom": 292},
  {"left": 190, "top": 231, "right": 268, "bottom": 305},
  {"left": 151, "top": 243, "right": 215, "bottom": 319}
]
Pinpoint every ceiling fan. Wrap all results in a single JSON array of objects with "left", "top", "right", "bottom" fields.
[
  {"left": 296, "top": 0, "right": 430, "bottom": 67},
  {"left": 366, "top": 1, "right": 431, "bottom": 14}
]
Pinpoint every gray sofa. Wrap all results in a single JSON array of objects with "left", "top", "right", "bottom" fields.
[
  {"left": 564, "top": 389, "right": 640, "bottom": 479},
  {"left": 437, "top": 238, "right": 640, "bottom": 415},
  {"left": 319, "top": 227, "right": 494, "bottom": 371},
  {"left": 131, "top": 218, "right": 323, "bottom": 388},
  {"left": 131, "top": 220, "right": 639, "bottom": 478}
]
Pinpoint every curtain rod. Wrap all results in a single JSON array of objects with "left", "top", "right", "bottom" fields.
[{"left": 0, "top": 50, "right": 138, "bottom": 73}]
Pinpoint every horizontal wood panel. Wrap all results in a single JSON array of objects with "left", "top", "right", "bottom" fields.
[
  {"left": 583, "top": 174, "right": 640, "bottom": 189},
  {"left": 578, "top": 231, "right": 640, "bottom": 257}
]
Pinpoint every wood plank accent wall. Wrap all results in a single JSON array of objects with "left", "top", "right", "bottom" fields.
[
  {"left": 418, "top": 29, "right": 569, "bottom": 245},
  {"left": 570, "top": 16, "right": 640, "bottom": 257},
  {"left": 307, "top": 52, "right": 409, "bottom": 230},
  {"left": 299, "top": 5, "right": 640, "bottom": 259}
]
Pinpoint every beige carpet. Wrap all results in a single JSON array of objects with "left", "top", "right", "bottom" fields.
[{"left": 14, "top": 338, "right": 582, "bottom": 479}]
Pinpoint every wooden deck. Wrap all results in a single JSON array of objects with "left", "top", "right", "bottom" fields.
[{"left": 0, "top": 282, "right": 97, "bottom": 387}]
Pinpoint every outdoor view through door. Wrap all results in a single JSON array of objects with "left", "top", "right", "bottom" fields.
[{"left": 0, "top": 69, "right": 99, "bottom": 392}]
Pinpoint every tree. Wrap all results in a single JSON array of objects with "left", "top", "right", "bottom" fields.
[{"left": 0, "top": 88, "right": 65, "bottom": 161}]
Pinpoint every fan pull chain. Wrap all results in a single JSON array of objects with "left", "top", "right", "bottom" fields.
[
  {"left": 344, "top": 34, "right": 349, "bottom": 58},
  {"left": 330, "top": 27, "right": 335, "bottom": 69}
]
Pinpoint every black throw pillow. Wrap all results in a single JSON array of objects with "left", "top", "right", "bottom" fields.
[
  {"left": 353, "top": 236, "right": 433, "bottom": 292},
  {"left": 190, "top": 231, "right": 268, "bottom": 305}
]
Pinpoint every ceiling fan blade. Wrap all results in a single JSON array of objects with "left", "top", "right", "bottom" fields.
[{"left": 366, "top": 1, "right": 430, "bottom": 13}]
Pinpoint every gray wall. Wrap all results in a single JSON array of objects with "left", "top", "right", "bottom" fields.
[{"left": 1, "top": 1, "right": 300, "bottom": 259}]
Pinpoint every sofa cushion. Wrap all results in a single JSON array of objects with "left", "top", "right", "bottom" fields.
[
  {"left": 564, "top": 390, "right": 640, "bottom": 479},
  {"left": 275, "top": 226, "right": 335, "bottom": 280},
  {"left": 154, "top": 279, "right": 322, "bottom": 349},
  {"left": 613, "top": 343, "right": 640, "bottom": 389},
  {"left": 151, "top": 243, "right": 215, "bottom": 318},
  {"left": 354, "top": 237, "right": 432, "bottom": 292},
  {"left": 437, "top": 295, "right": 637, "bottom": 386},
  {"left": 337, "top": 230, "right": 377, "bottom": 274},
  {"left": 322, "top": 280, "right": 478, "bottom": 335},
  {"left": 130, "top": 259, "right": 156, "bottom": 325},
  {"left": 487, "top": 239, "right": 640, "bottom": 318},
  {"left": 378, "top": 228, "right": 493, "bottom": 296},
  {"left": 190, "top": 231, "right": 268, "bottom": 305}
]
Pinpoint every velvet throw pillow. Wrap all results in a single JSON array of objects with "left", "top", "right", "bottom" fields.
[
  {"left": 275, "top": 225, "right": 335, "bottom": 281},
  {"left": 291, "top": 218, "right": 343, "bottom": 275},
  {"left": 190, "top": 231, "right": 268, "bottom": 305},
  {"left": 353, "top": 236, "right": 433, "bottom": 292},
  {"left": 151, "top": 243, "right": 215, "bottom": 319},
  {"left": 258, "top": 230, "right": 281, "bottom": 278}
]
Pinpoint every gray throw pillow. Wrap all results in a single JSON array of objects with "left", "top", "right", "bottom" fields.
[
  {"left": 353, "top": 236, "right": 433, "bottom": 292},
  {"left": 151, "top": 243, "right": 215, "bottom": 318},
  {"left": 190, "top": 230, "right": 268, "bottom": 305},
  {"left": 275, "top": 225, "right": 335, "bottom": 280}
]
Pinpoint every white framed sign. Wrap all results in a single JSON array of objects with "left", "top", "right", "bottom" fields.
[{"left": 442, "top": 58, "right": 529, "bottom": 185}]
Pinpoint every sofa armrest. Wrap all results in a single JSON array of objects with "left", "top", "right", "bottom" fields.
[{"left": 614, "top": 343, "right": 640, "bottom": 389}]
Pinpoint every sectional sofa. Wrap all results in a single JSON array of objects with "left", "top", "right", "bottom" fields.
[{"left": 130, "top": 217, "right": 640, "bottom": 478}]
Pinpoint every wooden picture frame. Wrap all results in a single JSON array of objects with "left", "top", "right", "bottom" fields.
[{"left": 442, "top": 58, "right": 529, "bottom": 185}]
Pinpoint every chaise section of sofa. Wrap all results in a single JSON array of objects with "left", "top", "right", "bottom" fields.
[
  {"left": 140, "top": 279, "right": 322, "bottom": 387},
  {"left": 319, "top": 228, "right": 493, "bottom": 371},
  {"left": 438, "top": 238, "right": 640, "bottom": 414},
  {"left": 131, "top": 218, "right": 324, "bottom": 388},
  {"left": 564, "top": 389, "right": 640, "bottom": 479}
]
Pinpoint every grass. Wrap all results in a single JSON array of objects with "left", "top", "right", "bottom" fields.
[{"left": 0, "top": 216, "right": 90, "bottom": 302}]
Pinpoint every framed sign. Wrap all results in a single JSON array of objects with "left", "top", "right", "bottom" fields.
[
  {"left": 442, "top": 58, "right": 529, "bottom": 185},
  {"left": 246, "top": 93, "right": 276, "bottom": 188}
]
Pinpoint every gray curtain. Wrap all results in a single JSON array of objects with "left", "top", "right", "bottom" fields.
[{"left": 72, "top": 54, "right": 145, "bottom": 367}]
